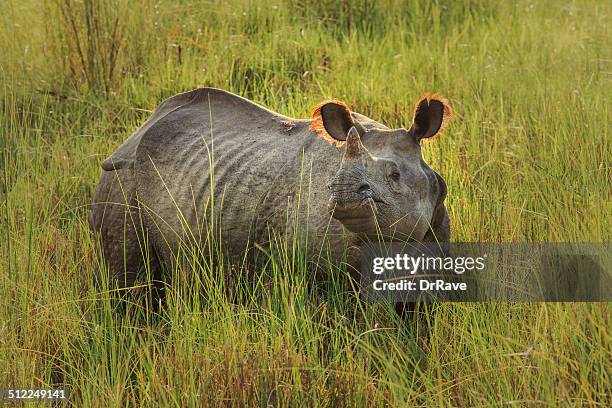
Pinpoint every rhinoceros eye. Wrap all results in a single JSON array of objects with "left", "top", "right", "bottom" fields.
[
  {"left": 386, "top": 162, "right": 401, "bottom": 183},
  {"left": 390, "top": 170, "right": 400, "bottom": 182}
]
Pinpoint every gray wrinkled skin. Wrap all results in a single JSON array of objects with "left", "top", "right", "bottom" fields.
[{"left": 89, "top": 87, "right": 450, "bottom": 290}]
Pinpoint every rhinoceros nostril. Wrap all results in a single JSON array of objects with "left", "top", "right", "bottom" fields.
[{"left": 358, "top": 182, "right": 372, "bottom": 196}]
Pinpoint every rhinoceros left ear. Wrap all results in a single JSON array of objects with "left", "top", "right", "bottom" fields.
[
  {"left": 409, "top": 94, "right": 453, "bottom": 140},
  {"left": 310, "top": 100, "right": 356, "bottom": 143}
]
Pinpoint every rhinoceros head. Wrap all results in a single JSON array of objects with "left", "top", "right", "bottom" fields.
[{"left": 318, "top": 95, "right": 452, "bottom": 242}]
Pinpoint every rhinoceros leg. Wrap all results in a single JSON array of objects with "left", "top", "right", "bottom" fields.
[{"left": 89, "top": 169, "right": 162, "bottom": 300}]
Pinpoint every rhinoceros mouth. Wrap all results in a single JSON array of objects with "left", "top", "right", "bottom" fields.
[{"left": 328, "top": 195, "right": 383, "bottom": 225}]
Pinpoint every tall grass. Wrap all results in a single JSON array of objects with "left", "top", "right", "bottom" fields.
[{"left": 1, "top": 0, "right": 610, "bottom": 406}]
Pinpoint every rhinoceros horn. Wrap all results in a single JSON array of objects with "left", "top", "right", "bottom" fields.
[{"left": 344, "top": 126, "right": 366, "bottom": 158}]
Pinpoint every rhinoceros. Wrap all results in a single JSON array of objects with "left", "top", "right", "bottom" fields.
[{"left": 89, "top": 87, "right": 452, "bottom": 298}]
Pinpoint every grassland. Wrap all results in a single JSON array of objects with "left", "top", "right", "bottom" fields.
[{"left": 1, "top": 0, "right": 610, "bottom": 406}]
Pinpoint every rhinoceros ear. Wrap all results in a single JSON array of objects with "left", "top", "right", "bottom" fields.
[
  {"left": 310, "top": 100, "right": 355, "bottom": 143},
  {"left": 409, "top": 94, "right": 452, "bottom": 140}
]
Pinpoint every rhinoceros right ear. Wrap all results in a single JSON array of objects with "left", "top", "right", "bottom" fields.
[
  {"left": 310, "top": 100, "right": 355, "bottom": 142},
  {"left": 409, "top": 94, "right": 453, "bottom": 140}
]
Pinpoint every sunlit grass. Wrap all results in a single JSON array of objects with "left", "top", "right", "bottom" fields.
[{"left": 1, "top": 0, "right": 610, "bottom": 406}]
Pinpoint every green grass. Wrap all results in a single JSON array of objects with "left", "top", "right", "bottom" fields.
[{"left": 1, "top": 0, "right": 610, "bottom": 406}]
